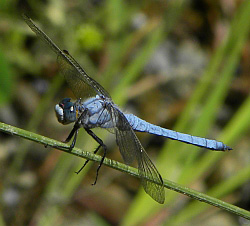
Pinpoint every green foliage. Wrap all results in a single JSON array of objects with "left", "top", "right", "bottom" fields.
[
  {"left": 0, "top": 46, "right": 14, "bottom": 105},
  {"left": 76, "top": 24, "right": 104, "bottom": 51}
]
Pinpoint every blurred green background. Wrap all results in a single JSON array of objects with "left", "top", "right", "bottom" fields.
[{"left": 0, "top": 0, "right": 249, "bottom": 225}]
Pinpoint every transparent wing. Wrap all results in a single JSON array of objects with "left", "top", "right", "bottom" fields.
[
  {"left": 108, "top": 104, "right": 165, "bottom": 204},
  {"left": 57, "top": 52, "right": 100, "bottom": 98},
  {"left": 23, "top": 14, "right": 111, "bottom": 100}
]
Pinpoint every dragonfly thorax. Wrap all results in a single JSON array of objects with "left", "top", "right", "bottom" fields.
[
  {"left": 82, "top": 96, "right": 105, "bottom": 116},
  {"left": 55, "top": 98, "right": 78, "bottom": 125},
  {"left": 78, "top": 96, "right": 114, "bottom": 129}
]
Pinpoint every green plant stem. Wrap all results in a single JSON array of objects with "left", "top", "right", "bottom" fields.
[{"left": 0, "top": 122, "right": 249, "bottom": 220}]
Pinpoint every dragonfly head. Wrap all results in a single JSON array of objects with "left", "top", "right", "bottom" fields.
[{"left": 55, "top": 98, "right": 77, "bottom": 125}]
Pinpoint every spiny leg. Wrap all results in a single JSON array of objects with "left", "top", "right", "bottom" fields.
[
  {"left": 92, "top": 144, "right": 106, "bottom": 185},
  {"left": 51, "top": 125, "right": 80, "bottom": 151},
  {"left": 76, "top": 128, "right": 107, "bottom": 185},
  {"left": 55, "top": 109, "right": 87, "bottom": 150},
  {"left": 75, "top": 144, "right": 102, "bottom": 174},
  {"left": 43, "top": 127, "right": 77, "bottom": 149},
  {"left": 64, "top": 125, "right": 79, "bottom": 150}
]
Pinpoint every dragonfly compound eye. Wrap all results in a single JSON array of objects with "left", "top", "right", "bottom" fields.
[
  {"left": 55, "top": 99, "right": 77, "bottom": 125},
  {"left": 55, "top": 104, "right": 64, "bottom": 124}
]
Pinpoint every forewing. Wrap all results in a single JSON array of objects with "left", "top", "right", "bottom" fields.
[
  {"left": 108, "top": 104, "right": 165, "bottom": 204},
  {"left": 57, "top": 51, "right": 111, "bottom": 99},
  {"left": 57, "top": 53, "right": 97, "bottom": 98},
  {"left": 23, "top": 14, "right": 111, "bottom": 100}
]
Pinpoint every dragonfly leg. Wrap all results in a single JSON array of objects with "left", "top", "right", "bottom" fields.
[
  {"left": 82, "top": 128, "right": 107, "bottom": 185},
  {"left": 63, "top": 126, "right": 78, "bottom": 143},
  {"left": 50, "top": 124, "right": 80, "bottom": 151},
  {"left": 75, "top": 143, "right": 102, "bottom": 174},
  {"left": 68, "top": 126, "right": 79, "bottom": 150},
  {"left": 92, "top": 145, "right": 106, "bottom": 185},
  {"left": 57, "top": 124, "right": 80, "bottom": 150},
  {"left": 62, "top": 109, "right": 87, "bottom": 149}
]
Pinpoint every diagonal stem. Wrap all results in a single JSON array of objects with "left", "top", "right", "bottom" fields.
[{"left": 0, "top": 122, "right": 249, "bottom": 220}]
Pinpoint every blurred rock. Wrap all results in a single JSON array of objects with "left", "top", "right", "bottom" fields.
[
  {"left": 131, "top": 12, "right": 148, "bottom": 30},
  {"left": 145, "top": 39, "right": 208, "bottom": 78},
  {"left": 17, "top": 171, "right": 37, "bottom": 189},
  {"left": 3, "top": 187, "right": 20, "bottom": 207}
]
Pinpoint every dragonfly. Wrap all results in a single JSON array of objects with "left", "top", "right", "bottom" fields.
[{"left": 23, "top": 14, "right": 232, "bottom": 204}]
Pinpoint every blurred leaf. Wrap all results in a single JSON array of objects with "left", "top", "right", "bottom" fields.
[
  {"left": 0, "top": 45, "right": 14, "bottom": 105},
  {"left": 76, "top": 24, "right": 104, "bottom": 51}
]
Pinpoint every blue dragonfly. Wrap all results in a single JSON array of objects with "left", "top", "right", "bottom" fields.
[{"left": 23, "top": 14, "right": 231, "bottom": 204}]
